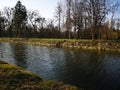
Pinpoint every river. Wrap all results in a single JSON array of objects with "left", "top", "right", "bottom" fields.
[{"left": 0, "top": 42, "right": 120, "bottom": 90}]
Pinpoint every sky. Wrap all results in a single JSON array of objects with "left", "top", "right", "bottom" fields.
[{"left": 0, "top": 0, "right": 61, "bottom": 19}]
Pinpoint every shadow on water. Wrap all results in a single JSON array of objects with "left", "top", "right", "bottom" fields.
[
  {"left": 59, "top": 49, "right": 120, "bottom": 90},
  {"left": 10, "top": 43, "right": 27, "bottom": 68}
]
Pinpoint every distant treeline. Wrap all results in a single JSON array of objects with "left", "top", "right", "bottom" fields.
[{"left": 0, "top": 0, "right": 120, "bottom": 40}]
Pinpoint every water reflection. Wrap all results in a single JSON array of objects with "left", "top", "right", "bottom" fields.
[
  {"left": 1, "top": 42, "right": 120, "bottom": 90},
  {"left": 10, "top": 43, "right": 27, "bottom": 68},
  {"left": 26, "top": 46, "right": 66, "bottom": 80},
  {"left": 0, "top": 42, "right": 15, "bottom": 63}
]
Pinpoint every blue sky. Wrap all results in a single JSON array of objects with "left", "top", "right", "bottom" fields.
[{"left": 0, "top": 0, "right": 60, "bottom": 19}]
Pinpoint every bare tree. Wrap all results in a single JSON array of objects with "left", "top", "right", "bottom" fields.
[
  {"left": 66, "top": 0, "right": 72, "bottom": 39},
  {"left": 85, "top": 0, "right": 108, "bottom": 39},
  {"left": 55, "top": 1, "right": 63, "bottom": 38},
  {"left": 71, "top": 0, "right": 78, "bottom": 39},
  {"left": 3, "top": 7, "right": 13, "bottom": 37},
  {"left": 116, "top": 18, "right": 120, "bottom": 39},
  {"left": 27, "top": 10, "right": 40, "bottom": 37},
  {"left": 109, "top": 0, "right": 120, "bottom": 30},
  {"left": 46, "top": 19, "right": 55, "bottom": 38}
]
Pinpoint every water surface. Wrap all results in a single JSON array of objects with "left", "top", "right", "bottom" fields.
[{"left": 1, "top": 42, "right": 120, "bottom": 90}]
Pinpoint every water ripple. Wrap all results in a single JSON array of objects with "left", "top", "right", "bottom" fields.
[{"left": 1, "top": 42, "right": 120, "bottom": 89}]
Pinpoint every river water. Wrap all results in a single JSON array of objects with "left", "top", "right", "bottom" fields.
[{"left": 0, "top": 42, "right": 120, "bottom": 90}]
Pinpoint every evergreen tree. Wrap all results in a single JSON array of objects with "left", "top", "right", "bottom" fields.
[
  {"left": 13, "top": 1, "right": 27, "bottom": 37},
  {"left": 0, "top": 17, "right": 5, "bottom": 37}
]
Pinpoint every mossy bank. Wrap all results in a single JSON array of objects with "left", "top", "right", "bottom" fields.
[
  {"left": 0, "top": 60, "right": 78, "bottom": 90},
  {"left": 1, "top": 38, "right": 120, "bottom": 52}
]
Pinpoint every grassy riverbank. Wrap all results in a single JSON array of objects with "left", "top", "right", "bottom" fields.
[
  {"left": 1, "top": 38, "right": 120, "bottom": 52},
  {"left": 0, "top": 60, "right": 78, "bottom": 90}
]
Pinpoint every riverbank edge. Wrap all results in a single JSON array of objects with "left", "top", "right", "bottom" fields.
[
  {"left": 1, "top": 38, "right": 120, "bottom": 52},
  {"left": 0, "top": 60, "right": 78, "bottom": 90}
]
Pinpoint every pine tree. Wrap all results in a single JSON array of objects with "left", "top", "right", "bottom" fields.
[
  {"left": 0, "top": 16, "right": 5, "bottom": 37},
  {"left": 13, "top": 1, "right": 27, "bottom": 37}
]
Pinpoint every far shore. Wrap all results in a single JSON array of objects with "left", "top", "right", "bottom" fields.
[{"left": 0, "top": 38, "right": 120, "bottom": 52}]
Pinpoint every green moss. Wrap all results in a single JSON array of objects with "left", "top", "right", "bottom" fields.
[{"left": 0, "top": 64, "right": 18, "bottom": 69}]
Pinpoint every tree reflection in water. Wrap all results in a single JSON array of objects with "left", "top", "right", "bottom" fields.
[{"left": 11, "top": 43, "right": 27, "bottom": 68}]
